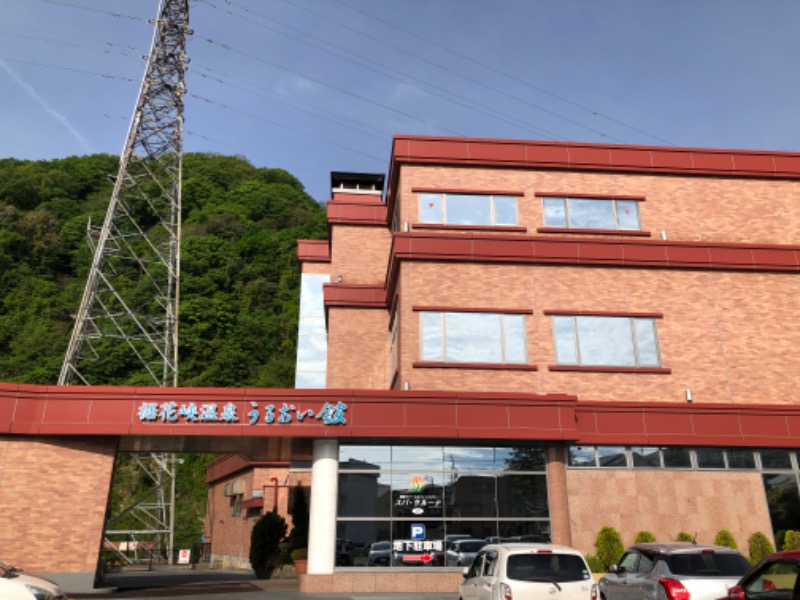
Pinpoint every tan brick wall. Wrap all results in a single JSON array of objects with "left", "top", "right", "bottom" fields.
[
  {"left": 0, "top": 435, "right": 116, "bottom": 574},
  {"left": 327, "top": 308, "right": 390, "bottom": 389},
  {"left": 399, "top": 165, "right": 800, "bottom": 245},
  {"left": 397, "top": 261, "right": 800, "bottom": 403},
  {"left": 564, "top": 468, "right": 773, "bottom": 558},
  {"left": 330, "top": 225, "right": 391, "bottom": 285}
]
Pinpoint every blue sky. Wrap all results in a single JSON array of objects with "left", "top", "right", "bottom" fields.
[{"left": 1, "top": 0, "right": 798, "bottom": 203}]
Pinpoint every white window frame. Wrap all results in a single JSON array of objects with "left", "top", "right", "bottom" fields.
[
  {"left": 420, "top": 311, "right": 528, "bottom": 365},
  {"left": 542, "top": 196, "right": 641, "bottom": 231},
  {"left": 551, "top": 315, "right": 661, "bottom": 367},
  {"left": 419, "top": 193, "right": 518, "bottom": 226}
]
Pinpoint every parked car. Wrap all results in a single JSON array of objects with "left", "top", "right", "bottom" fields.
[
  {"left": 0, "top": 560, "right": 67, "bottom": 600},
  {"left": 367, "top": 541, "right": 392, "bottom": 566},
  {"left": 446, "top": 538, "right": 487, "bottom": 567},
  {"left": 460, "top": 543, "right": 596, "bottom": 600},
  {"left": 721, "top": 550, "right": 800, "bottom": 600},
  {"left": 598, "top": 543, "right": 750, "bottom": 600}
]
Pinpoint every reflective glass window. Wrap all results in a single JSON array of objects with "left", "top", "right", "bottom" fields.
[
  {"left": 445, "top": 473, "right": 496, "bottom": 518},
  {"left": 696, "top": 448, "right": 725, "bottom": 469},
  {"left": 338, "top": 472, "right": 391, "bottom": 517},
  {"left": 543, "top": 196, "right": 642, "bottom": 231},
  {"left": 552, "top": 315, "right": 661, "bottom": 368},
  {"left": 568, "top": 446, "right": 596, "bottom": 467},
  {"left": 391, "top": 471, "right": 445, "bottom": 518},
  {"left": 632, "top": 447, "right": 661, "bottom": 468},
  {"left": 662, "top": 447, "right": 692, "bottom": 468},
  {"left": 761, "top": 449, "right": 793, "bottom": 470},
  {"left": 598, "top": 446, "right": 627, "bottom": 467},
  {"left": 340, "top": 446, "right": 391, "bottom": 470},
  {"left": 497, "top": 474, "right": 549, "bottom": 518},
  {"left": 420, "top": 311, "right": 528, "bottom": 365},
  {"left": 726, "top": 450, "right": 756, "bottom": 469},
  {"left": 418, "top": 193, "right": 518, "bottom": 226}
]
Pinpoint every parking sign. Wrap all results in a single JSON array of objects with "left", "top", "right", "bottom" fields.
[{"left": 410, "top": 524, "right": 425, "bottom": 540}]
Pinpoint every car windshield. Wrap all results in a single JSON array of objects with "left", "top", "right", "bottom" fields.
[
  {"left": 459, "top": 541, "right": 486, "bottom": 552},
  {"left": 507, "top": 553, "right": 589, "bottom": 582},
  {"left": 665, "top": 552, "right": 750, "bottom": 576},
  {"left": 371, "top": 542, "right": 390, "bottom": 551}
]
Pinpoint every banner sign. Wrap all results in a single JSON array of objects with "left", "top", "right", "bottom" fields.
[{"left": 136, "top": 400, "right": 348, "bottom": 426}]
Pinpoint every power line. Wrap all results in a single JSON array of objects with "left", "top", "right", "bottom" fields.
[
  {"left": 279, "top": 0, "right": 626, "bottom": 143},
  {"left": 200, "top": 0, "right": 558, "bottom": 140},
  {"left": 0, "top": 29, "right": 141, "bottom": 58},
  {"left": 331, "top": 0, "right": 676, "bottom": 146},
  {"left": 195, "top": 34, "right": 467, "bottom": 137},
  {"left": 33, "top": 0, "right": 146, "bottom": 22},
  {"left": 0, "top": 56, "right": 137, "bottom": 81},
  {"left": 189, "top": 92, "right": 387, "bottom": 164}
]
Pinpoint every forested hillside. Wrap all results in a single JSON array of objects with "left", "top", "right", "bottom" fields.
[{"left": 0, "top": 152, "right": 328, "bottom": 555}]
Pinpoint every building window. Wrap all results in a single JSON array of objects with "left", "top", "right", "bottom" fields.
[
  {"left": 420, "top": 311, "right": 527, "bottom": 364},
  {"left": 295, "top": 273, "right": 330, "bottom": 388},
  {"left": 419, "top": 193, "right": 518, "bottom": 226},
  {"left": 542, "top": 196, "right": 641, "bottom": 231},
  {"left": 231, "top": 494, "right": 242, "bottom": 517},
  {"left": 551, "top": 315, "right": 661, "bottom": 367},
  {"left": 336, "top": 445, "right": 550, "bottom": 568}
]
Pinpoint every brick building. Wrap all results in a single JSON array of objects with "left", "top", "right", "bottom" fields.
[
  {"left": 5, "top": 134, "right": 800, "bottom": 594},
  {"left": 204, "top": 134, "right": 800, "bottom": 592}
]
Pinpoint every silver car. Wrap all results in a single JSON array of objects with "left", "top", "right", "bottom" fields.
[
  {"left": 446, "top": 538, "right": 487, "bottom": 567},
  {"left": 460, "top": 543, "right": 596, "bottom": 600},
  {"left": 599, "top": 543, "right": 750, "bottom": 600}
]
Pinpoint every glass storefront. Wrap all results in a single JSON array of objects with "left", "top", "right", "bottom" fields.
[{"left": 336, "top": 444, "right": 550, "bottom": 567}]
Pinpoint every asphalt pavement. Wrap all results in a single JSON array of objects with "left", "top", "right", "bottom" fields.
[{"left": 70, "top": 569, "right": 460, "bottom": 600}]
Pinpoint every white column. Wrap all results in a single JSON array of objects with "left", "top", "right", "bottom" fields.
[{"left": 308, "top": 439, "right": 339, "bottom": 574}]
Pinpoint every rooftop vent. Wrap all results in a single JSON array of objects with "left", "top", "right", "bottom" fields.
[{"left": 331, "top": 171, "right": 385, "bottom": 196}]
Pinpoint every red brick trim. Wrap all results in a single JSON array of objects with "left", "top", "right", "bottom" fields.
[
  {"left": 413, "top": 362, "right": 537, "bottom": 371},
  {"left": 297, "top": 240, "right": 331, "bottom": 263},
  {"left": 412, "top": 187, "right": 525, "bottom": 196},
  {"left": 548, "top": 365, "right": 672, "bottom": 374},
  {"left": 323, "top": 284, "right": 386, "bottom": 309},
  {"left": 414, "top": 223, "right": 527, "bottom": 233},
  {"left": 389, "top": 232, "right": 800, "bottom": 272},
  {"left": 5, "top": 382, "right": 800, "bottom": 447},
  {"left": 536, "top": 227, "right": 651, "bottom": 237},
  {"left": 535, "top": 192, "right": 646, "bottom": 201},
  {"left": 544, "top": 310, "right": 664, "bottom": 318},
  {"left": 413, "top": 306, "right": 533, "bottom": 314}
]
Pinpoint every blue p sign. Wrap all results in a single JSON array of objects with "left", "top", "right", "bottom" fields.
[{"left": 411, "top": 524, "right": 425, "bottom": 540}]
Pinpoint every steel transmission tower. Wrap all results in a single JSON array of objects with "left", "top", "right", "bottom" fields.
[
  {"left": 59, "top": 0, "right": 190, "bottom": 388},
  {"left": 58, "top": 0, "right": 191, "bottom": 566}
]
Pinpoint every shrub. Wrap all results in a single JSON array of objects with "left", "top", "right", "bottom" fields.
[
  {"left": 291, "top": 547, "right": 308, "bottom": 561},
  {"left": 595, "top": 526, "right": 624, "bottom": 571},
  {"left": 288, "top": 485, "right": 309, "bottom": 551},
  {"left": 585, "top": 554, "right": 605, "bottom": 573},
  {"left": 249, "top": 509, "right": 288, "bottom": 574},
  {"left": 714, "top": 530, "right": 738, "bottom": 549},
  {"left": 675, "top": 531, "right": 694, "bottom": 542},
  {"left": 748, "top": 532, "right": 775, "bottom": 564},
  {"left": 635, "top": 531, "right": 656, "bottom": 543},
  {"left": 783, "top": 531, "right": 800, "bottom": 551}
]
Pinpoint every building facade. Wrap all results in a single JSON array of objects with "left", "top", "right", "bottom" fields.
[
  {"left": 204, "top": 135, "right": 800, "bottom": 592},
  {"left": 5, "top": 134, "right": 800, "bottom": 594}
]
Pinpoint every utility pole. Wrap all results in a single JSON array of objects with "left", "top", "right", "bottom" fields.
[{"left": 58, "top": 0, "right": 191, "bottom": 567}]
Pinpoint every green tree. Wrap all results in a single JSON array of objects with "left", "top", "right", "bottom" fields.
[
  {"left": 675, "top": 531, "right": 694, "bottom": 542},
  {"left": 714, "top": 530, "right": 737, "bottom": 549},
  {"left": 250, "top": 509, "right": 288, "bottom": 576},
  {"left": 635, "top": 531, "right": 656, "bottom": 543},
  {"left": 595, "top": 526, "right": 624, "bottom": 571},
  {"left": 783, "top": 530, "right": 800, "bottom": 551},
  {"left": 748, "top": 532, "right": 775, "bottom": 564},
  {"left": 288, "top": 486, "right": 310, "bottom": 551}
]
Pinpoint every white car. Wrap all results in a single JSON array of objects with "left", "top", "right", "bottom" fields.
[
  {"left": 460, "top": 543, "right": 597, "bottom": 600},
  {"left": 0, "top": 560, "right": 67, "bottom": 600}
]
